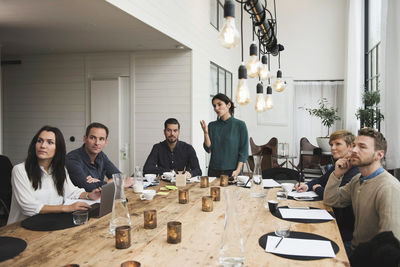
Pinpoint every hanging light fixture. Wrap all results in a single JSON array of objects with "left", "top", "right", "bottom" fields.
[
  {"left": 265, "top": 85, "right": 273, "bottom": 110},
  {"left": 273, "top": 70, "right": 285, "bottom": 92},
  {"left": 220, "top": 0, "right": 285, "bottom": 109},
  {"left": 236, "top": 64, "right": 250, "bottom": 105},
  {"left": 245, "top": 42, "right": 260, "bottom": 78},
  {"left": 273, "top": 52, "right": 286, "bottom": 92},
  {"left": 255, "top": 82, "right": 266, "bottom": 112},
  {"left": 219, "top": 0, "right": 240, "bottom": 49},
  {"left": 258, "top": 55, "right": 270, "bottom": 80}
]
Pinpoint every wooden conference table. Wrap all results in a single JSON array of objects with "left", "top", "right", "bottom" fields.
[{"left": 0, "top": 180, "right": 350, "bottom": 267}]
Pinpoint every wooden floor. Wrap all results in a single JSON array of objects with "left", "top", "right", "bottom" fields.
[{"left": 0, "top": 180, "right": 350, "bottom": 267}]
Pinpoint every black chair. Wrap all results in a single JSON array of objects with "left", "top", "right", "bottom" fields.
[
  {"left": 0, "top": 155, "right": 13, "bottom": 225},
  {"left": 262, "top": 167, "right": 300, "bottom": 180}
]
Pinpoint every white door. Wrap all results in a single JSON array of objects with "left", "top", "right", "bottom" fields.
[{"left": 90, "top": 77, "right": 130, "bottom": 175}]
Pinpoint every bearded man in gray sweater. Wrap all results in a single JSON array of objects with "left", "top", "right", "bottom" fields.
[{"left": 324, "top": 127, "right": 400, "bottom": 253}]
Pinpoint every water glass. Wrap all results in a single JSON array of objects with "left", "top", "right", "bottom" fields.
[{"left": 72, "top": 210, "right": 88, "bottom": 225}]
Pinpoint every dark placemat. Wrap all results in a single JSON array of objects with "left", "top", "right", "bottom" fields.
[
  {"left": 21, "top": 213, "right": 76, "bottom": 231},
  {"left": 0, "top": 236, "right": 27, "bottom": 262},
  {"left": 258, "top": 231, "right": 339, "bottom": 260},
  {"left": 271, "top": 206, "right": 335, "bottom": 223}
]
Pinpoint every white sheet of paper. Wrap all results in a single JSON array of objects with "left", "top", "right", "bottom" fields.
[
  {"left": 189, "top": 176, "right": 216, "bottom": 183},
  {"left": 265, "top": 235, "right": 335, "bottom": 258},
  {"left": 279, "top": 208, "right": 334, "bottom": 220},
  {"left": 64, "top": 198, "right": 100, "bottom": 206},
  {"left": 288, "top": 191, "right": 318, "bottom": 198},
  {"left": 263, "top": 179, "right": 281, "bottom": 188}
]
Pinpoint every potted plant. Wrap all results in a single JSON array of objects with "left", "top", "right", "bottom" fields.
[
  {"left": 355, "top": 90, "right": 384, "bottom": 131},
  {"left": 300, "top": 98, "right": 341, "bottom": 152}
]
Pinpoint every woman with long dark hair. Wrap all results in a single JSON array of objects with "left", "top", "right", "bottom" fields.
[
  {"left": 7, "top": 126, "right": 101, "bottom": 224},
  {"left": 200, "top": 93, "right": 249, "bottom": 178}
]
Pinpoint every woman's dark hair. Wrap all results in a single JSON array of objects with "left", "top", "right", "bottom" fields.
[
  {"left": 212, "top": 93, "right": 235, "bottom": 115},
  {"left": 25, "top": 126, "right": 67, "bottom": 196}
]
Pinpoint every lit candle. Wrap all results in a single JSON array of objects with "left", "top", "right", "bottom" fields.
[
  {"left": 210, "top": 187, "right": 220, "bottom": 201},
  {"left": 220, "top": 175, "right": 229, "bottom": 187},
  {"left": 200, "top": 176, "right": 209, "bottom": 188},
  {"left": 202, "top": 196, "right": 213, "bottom": 212},
  {"left": 167, "top": 221, "right": 182, "bottom": 244},
  {"left": 115, "top": 225, "right": 131, "bottom": 249},
  {"left": 144, "top": 210, "right": 157, "bottom": 229},
  {"left": 178, "top": 189, "right": 189, "bottom": 204}
]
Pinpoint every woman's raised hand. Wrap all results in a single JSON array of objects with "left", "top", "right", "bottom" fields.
[{"left": 200, "top": 120, "right": 208, "bottom": 134}]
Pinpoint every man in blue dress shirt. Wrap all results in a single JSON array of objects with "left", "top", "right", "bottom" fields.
[
  {"left": 143, "top": 118, "right": 201, "bottom": 178},
  {"left": 66, "top": 122, "right": 133, "bottom": 191}
]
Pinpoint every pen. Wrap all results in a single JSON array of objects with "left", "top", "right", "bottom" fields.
[{"left": 275, "top": 236, "right": 284, "bottom": 248}]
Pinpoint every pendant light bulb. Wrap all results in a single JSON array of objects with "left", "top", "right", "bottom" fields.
[
  {"left": 258, "top": 55, "right": 270, "bottom": 80},
  {"left": 235, "top": 64, "right": 250, "bottom": 106},
  {"left": 273, "top": 70, "right": 286, "bottom": 92},
  {"left": 265, "top": 85, "right": 274, "bottom": 110},
  {"left": 255, "top": 83, "right": 266, "bottom": 113},
  {"left": 218, "top": 0, "right": 240, "bottom": 49},
  {"left": 245, "top": 42, "right": 260, "bottom": 78}
]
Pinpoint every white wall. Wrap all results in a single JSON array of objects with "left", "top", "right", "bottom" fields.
[{"left": 133, "top": 50, "right": 192, "bottom": 168}]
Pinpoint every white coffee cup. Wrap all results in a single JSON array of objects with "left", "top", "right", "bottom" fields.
[
  {"left": 281, "top": 183, "right": 294, "bottom": 193},
  {"left": 162, "top": 172, "right": 175, "bottom": 180},
  {"left": 145, "top": 174, "right": 156, "bottom": 183},
  {"left": 237, "top": 175, "right": 249, "bottom": 184},
  {"left": 140, "top": 189, "right": 156, "bottom": 200}
]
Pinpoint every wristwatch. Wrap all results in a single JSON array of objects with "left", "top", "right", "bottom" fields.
[{"left": 85, "top": 192, "right": 90, "bottom": 200}]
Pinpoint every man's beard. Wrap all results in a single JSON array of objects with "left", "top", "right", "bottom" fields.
[
  {"left": 351, "top": 154, "right": 375, "bottom": 167},
  {"left": 166, "top": 137, "right": 177, "bottom": 144}
]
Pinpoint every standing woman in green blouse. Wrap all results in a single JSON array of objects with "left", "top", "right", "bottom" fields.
[{"left": 200, "top": 93, "right": 249, "bottom": 178}]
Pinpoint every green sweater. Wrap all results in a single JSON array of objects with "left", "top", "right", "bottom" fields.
[
  {"left": 203, "top": 116, "right": 249, "bottom": 171},
  {"left": 324, "top": 170, "right": 400, "bottom": 248}
]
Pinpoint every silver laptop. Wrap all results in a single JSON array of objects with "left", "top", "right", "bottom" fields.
[{"left": 89, "top": 182, "right": 115, "bottom": 218}]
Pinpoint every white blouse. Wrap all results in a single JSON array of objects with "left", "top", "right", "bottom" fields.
[{"left": 7, "top": 162, "right": 85, "bottom": 224}]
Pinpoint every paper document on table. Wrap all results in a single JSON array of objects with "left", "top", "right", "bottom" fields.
[
  {"left": 64, "top": 198, "right": 100, "bottom": 206},
  {"left": 265, "top": 236, "right": 335, "bottom": 257},
  {"left": 189, "top": 176, "right": 216, "bottom": 183},
  {"left": 263, "top": 179, "right": 281, "bottom": 188},
  {"left": 279, "top": 208, "right": 334, "bottom": 220},
  {"left": 288, "top": 191, "right": 318, "bottom": 198}
]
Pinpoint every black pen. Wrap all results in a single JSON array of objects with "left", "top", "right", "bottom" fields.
[
  {"left": 244, "top": 177, "right": 251, "bottom": 187},
  {"left": 275, "top": 236, "right": 284, "bottom": 248}
]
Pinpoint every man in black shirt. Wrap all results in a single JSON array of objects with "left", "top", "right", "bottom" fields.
[{"left": 143, "top": 118, "right": 201, "bottom": 178}]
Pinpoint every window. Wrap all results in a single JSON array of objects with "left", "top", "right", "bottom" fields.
[
  {"left": 365, "top": 0, "right": 381, "bottom": 92},
  {"left": 210, "top": 0, "right": 224, "bottom": 30},
  {"left": 364, "top": 0, "right": 382, "bottom": 129}
]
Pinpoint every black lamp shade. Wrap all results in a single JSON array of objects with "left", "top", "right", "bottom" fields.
[
  {"left": 276, "top": 70, "right": 282, "bottom": 78},
  {"left": 224, "top": 0, "right": 235, "bottom": 18},
  {"left": 250, "top": 43, "right": 258, "bottom": 56},
  {"left": 261, "top": 55, "right": 268, "bottom": 64},
  {"left": 266, "top": 86, "right": 272, "bottom": 94},
  {"left": 256, "top": 83, "right": 263, "bottom": 94},
  {"left": 238, "top": 65, "right": 247, "bottom": 79}
]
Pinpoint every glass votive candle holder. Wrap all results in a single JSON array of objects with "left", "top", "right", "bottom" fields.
[
  {"left": 202, "top": 196, "right": 213, "bottom": 212},
  {"left": 200, "top": 176, "right": 209, "bottom": 188},
  {"left": 121, "top": 261, "right": 141, "bottom": 267},
  {"left": 167, "top": 221, "right": 182, "bottom": 244},
  {"left": 210, "top": 187, "right": 220, "bottom": 201},
  {"left": 144, "top": 210, "right": 157, "bottom": 229},
  {"left": 115, "top": 225, "right": 131, "bottom": 249},
  {"left": 178, "top": 189, "right": 189, "bottom": 204},
  {"left": 220, "top": 175, "right": 229, "bottom": 187}
]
